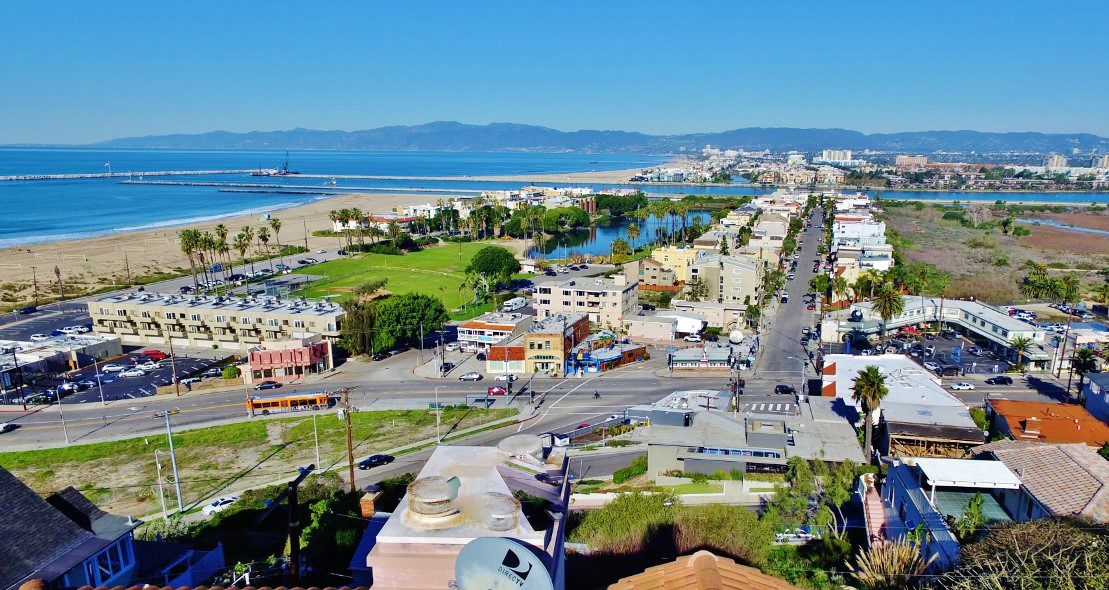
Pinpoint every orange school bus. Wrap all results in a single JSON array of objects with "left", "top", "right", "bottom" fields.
[{"left": 246, "top": 390, "right": 337, "bottom": 416}]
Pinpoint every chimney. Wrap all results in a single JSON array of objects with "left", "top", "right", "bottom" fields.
[
  {"left": 359, "top": 490, "right": 380, "bottom": 519},
  {"left": 1022, "top": 416, "right": 1041, "bottom": 436}
]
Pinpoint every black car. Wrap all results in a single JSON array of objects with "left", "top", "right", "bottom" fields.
[
  {"left": 358, "top": 454, "right": 395, "bottom": 470},
  {"left": 229, "top": 273, "right": 248, "bottom": 281},
  {"left": 640, "top": 303, "right": 656, "bottom": 311},
  {"left": 371, "top": 353, "right": 389, "bottom": 361},
  {"left": 254, "top": 380, "right": 281, "bottom": 390},
  {"left": 774, "top": 384, "right": 796, "bottom": 395},
  {"left": 440, "top": 362, "right": 455, "bottom": 372},
  {"left": 475, "top": 352, "right": 487, "bottom": 361},
  {"left": 545, "top": 269, "right": 558, "bottom": 276},
  {"left": 985, "top": 376, "right": 1014, "bottom": 385},
  {"left": 16, "top": 305, "right": 37, "bottom": 314}
]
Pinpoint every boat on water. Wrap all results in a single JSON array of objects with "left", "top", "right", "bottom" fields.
[
  {"left": 323, "top": 177, "right": 338, "bottom": 186},
  {"left": 250, "top": 151, "right": 300, "bottom": 176}
]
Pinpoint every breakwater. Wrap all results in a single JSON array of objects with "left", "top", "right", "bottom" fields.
[{"left": 0, "top": 169, "right": 257, "bottom": 181}]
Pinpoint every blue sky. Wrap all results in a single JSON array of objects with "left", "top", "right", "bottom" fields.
[{"left": 2, "top": 1, "right": 1106, "bottom": 143}]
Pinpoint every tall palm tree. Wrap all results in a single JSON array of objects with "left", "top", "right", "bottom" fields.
[
  {"left": 233, "top": 231, "right": 251, "bottom": 277},
  {"left": 1054, "top": 273, "right": 1082, "bottom": 378},
  {"left": 368, "top": 225, "right": 385, "bottom": 245},
  {"left": 257, "top": 227, "right": 272, "bottom": 272},
  {"left": 1009, "top": 335, "right": 1032, "bottom": 372},
  {"left": 1071, "top": 347, "right": 1099, "bottom": 401},
  {"left": 216, "top": 237, "right": 231, "bottom": 280},
  {"left": 268, "top": 217, "right": 283, "bottom": 251},
  {"left": 626, "top": 223, "right": 641, "bottom": 248},
  {"left": 387, "top": 220, "right": 401, "bottom": 245},
  {"left": 852, "top": 365, "right": 889, "bottom": 460},
  {"left": 178, "top": 229, "right": 201, "bottom": 291},
  {"left": 349, "top": 208, "right": 365, "bottom": 247},
  {"left": 871, "top": 282, "right": 905, "bottom": 343},
  {"left": 832, "top": 275, "right": 849, "bottom": 303},
  {"left": 240, "top": 226, "right": 255, "bottom": 275},
  {"left": 198, "top": 231, "right": 216, "bottom": 287}
]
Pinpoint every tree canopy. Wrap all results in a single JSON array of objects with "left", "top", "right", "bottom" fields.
[{"left": 467, "top": 245, "right": 521, "bottom": 277}]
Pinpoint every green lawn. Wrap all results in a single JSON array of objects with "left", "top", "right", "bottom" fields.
[
  {"left": 292, "top": 241, "right": 529, "bottom": 319},
  {"left": 666, "top": 482, "right": 724, "bottom": 494}
]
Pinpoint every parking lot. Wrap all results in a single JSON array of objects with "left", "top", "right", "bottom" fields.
[
  {"left": 14, "top": 347, "right": 229, "bottom": 406},
  {"left": 0, "top": 304, "right": 92, "bottom": 342}
]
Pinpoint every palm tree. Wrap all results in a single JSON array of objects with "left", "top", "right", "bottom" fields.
[
  {"left": 852, "top": 365, "right": 889, "bottom": 460},
  {"left": 872, "top": 282, "right": 905, "bottom": 343},
  {"left": 233, "top": 231, "right": 252, "bottom": 277},
  {"left": 832, "top": 275, "right": 849, "bottom": 303},
  {"left": 626, "top": 223, "right": 640, "bottom": 248},
  {"left": 1095, "top": 282, "right": 1109, "bottom": 305},
  {"left": 179, "top": 229, "right": 201, "bottom": 291},
  {"left": 213, "top": 223, "right": 230, "bottom": 276},
  {"left": 387, "top": 220, "right": 401, "bottom": 245},
  {"left": 1009, "top": 335, "right": 1032, "bottom": 372},
  {"left": 240, "top": 226, "right": 255, "bottom": 275},
  {"left": 257, "top": 226, "right": 272, "bottom": 272},
  {"left": 349, "top": 208, "right": 365, "bottom": 247},
  {"left": 216, "top": 237, "right": 231, "bottom": 280},
  {"left": 268, "top": 217, "right": 283, "bottom": 251},
  {"left": 368, "top": 225, "right": 385, "bottom": 245},
  {"left": 198, "top": 231, "right": 216, "bottom": 287},
  {"left": 1070, "top": 347, "right": 1099, "bottom": 401}
]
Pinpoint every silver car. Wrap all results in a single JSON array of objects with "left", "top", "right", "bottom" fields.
[{"left": 458, "top": 372, "right": 483, "bottom": 381}]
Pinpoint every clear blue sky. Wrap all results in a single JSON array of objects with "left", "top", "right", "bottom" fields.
[{"left": 2, "top": 1, "right": 1106, "bottom": 144}]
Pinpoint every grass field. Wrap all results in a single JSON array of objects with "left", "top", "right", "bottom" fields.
[
  {"left": 0, "top": 406, "right": 514, "bottom": 517},
  {"left": 292, "top": 241, "right": 524, "bottom": 319}
]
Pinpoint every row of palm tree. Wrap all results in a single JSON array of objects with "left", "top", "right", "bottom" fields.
[{"left": 178, "top": 217, "right": 283, "bottom": 291}]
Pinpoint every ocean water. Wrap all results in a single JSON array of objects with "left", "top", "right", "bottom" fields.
[{"left": 1, "top": 148, "right": 1105, "bottom": 247}]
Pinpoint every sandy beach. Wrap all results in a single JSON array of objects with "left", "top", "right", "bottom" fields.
[{"left": 0, "top": 191, "right": 434, "bottom": 305}]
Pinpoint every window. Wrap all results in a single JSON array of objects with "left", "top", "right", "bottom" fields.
[
  {"left": 99, "top": 307, "right": 109, "bottom": 315},
  {"left": 294, "top": 320, "right": 304, "bottom": 328},
  {"left": 165, "top": 312, "right": 176, "bottom": 319},
  {"left": 215, "top": 315, "right": 227, "bottom": 323},
  {"left": 116, "top": 310, "right": 127, "bottom": 316},
  {"left": 190, "top": 313, "right": 201, "bottom": 321},
  {"left": 140, "top": 311, "right": 150, "bottom": 318},
  {"left": 241, "top": 317, "right": 252, "bottom": 325},
  {"left": 268, "top": 318, "right": 279, "bottom": 327}
]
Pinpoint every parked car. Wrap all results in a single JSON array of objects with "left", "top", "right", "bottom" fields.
[
  {"left": 254, "top": 380, "right": 281, "bottom": 390},
  {"left": 371, "top": 353, "right": 389, "bottom": 362},
  {"left": 179, "top": 376, "right": 202, "bottom": 385},
  {"left": 120, "top": 368, "right": 146, "bottom": 377},
  {"left": 16, "top": 306, "right": 38, "bottom": 314},
  {"left": 445, "top": 342, "right": 461, "bottom": 351},
  {"left": 203, "top": 367, "right": 223, "bottom": 378},
  {"left": 640, "top": 303, "right": 656, "bottom": 311},
  {"left": 683, "top": 334, "right": 703, "bottom": 343},
  {"left": 949, "top": 381, "right": 975, "bottom": 391},
  {"left": 806, "top": 304, "right": 815, "bottom": 310},
  {"left": 475, "top": 352, "right": 487, "bottom": 361},
  {"left": 775, "top": 525, "right": 819, "bottom": 544},
  {"left": 143, "top": 350, "right": 168, "bottom": 360},
  {"left": 544, "top": 269, "right": 558, "bottom": 276},
  {"left": 179, "top": 285, "right": 195, "bottom": 293},
  {"left": 487, "top": 386, "right": 508, "bottom": 395},
  {"left": 440, "top": 362, "right": 455, "bottom": 373},
  {"left": 29, "top": 334, "right": 50, "bottom": 342},
  {"left": 102, "top": 364, "right": 125, "bottom": 373},
  {"left": 201, "top": 496, "right": 240, "bottom": 516},
  {"left": 940, "top": 329, "right": 957, "bottom": 339},
  {"left": 495, "top": 373, "right": 517, "bottom": 382},
  {"left": 923, "top": 361, "right": 941, "bottom": 372},
  {"left": 774, "top": 384, "right": 796, "bottom": 395},
  {"left": 985, "top": 376, "right": 1014, "bottom": 385},
  {"left": 358, "top": 454, "right": 395, "bottom": 470},
  {"left": 459, "top": 372, "right": 483, "bottom": 382},
  {"left": 58, "top": 382, "right": 79, "bottom": 393},
  {"left": 137, "top": 361, "right": 160, "bottom": 371},
  {"left": 0, "top": 423, "right": 17, "bottom": 433}
]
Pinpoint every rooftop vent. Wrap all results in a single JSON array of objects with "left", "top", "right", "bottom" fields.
[
  {"left": 479, "top": 492, "right": 521, "bottom": 531},
  {"left": 405, "top": 475, "right": 462, "bottom": 523},
  {"left": 497, "top": 434, "right": 543, "bottom": 459}
]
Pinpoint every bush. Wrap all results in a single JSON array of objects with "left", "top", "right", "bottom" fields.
[
  {"left": 365, "top": 244, "right": 403, "bottom": 255},
  {"left": 611, "top": 455, "right": 648, "bottom": 484},
  {"left": 221, "top": 365, "right": 241, "bottom": 380},
  {"left": 415, "top": 236, "right": 439, "bottom": 246}
]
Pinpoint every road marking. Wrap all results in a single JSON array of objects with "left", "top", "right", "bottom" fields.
[{"left": 517, "top": 377, "right": 597, "bottom": 432}]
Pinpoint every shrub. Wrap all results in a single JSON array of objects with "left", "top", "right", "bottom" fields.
[
  {"left": 611, "top": 455, "right": 648, "bottom": 484},
  {"left": 365, "top": 244, "right": 403, "bottom": 255},
  {"left": 221, "top": 365, "right": 241, "bottom": 380}
]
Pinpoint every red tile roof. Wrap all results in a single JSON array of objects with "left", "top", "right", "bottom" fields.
[
  {"left": 608, "top": 551, "right": 801, "bottom": 590},
  {"left": 988, "top": 400, "right": 1109, "bottom": 447}
]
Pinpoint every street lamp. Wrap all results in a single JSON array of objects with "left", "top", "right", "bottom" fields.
[
  {"left": 153, "top": 408, "right": 183, "bottom": 512},
  {"left": 787, "top": 355, "right": 807, "bottom": 402}
]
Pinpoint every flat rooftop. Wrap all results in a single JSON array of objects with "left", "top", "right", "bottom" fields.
[
  {"left": 907, "top": 457, "right": 1021, "bottom": 489},
  {"left": 94, "top": 291, "right": 343, "bottom": 318},
  {"left": 458, "top": 312, "right": 531, "bottom": 329}
]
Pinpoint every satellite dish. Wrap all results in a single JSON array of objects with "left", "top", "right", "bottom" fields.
[{"left": 454, "top": 537, "right": 553, "bottom": 590}]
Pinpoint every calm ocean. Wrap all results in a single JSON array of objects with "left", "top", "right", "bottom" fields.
[{"left": 0, "top": 148, "right": 1104, "bottom": 246}]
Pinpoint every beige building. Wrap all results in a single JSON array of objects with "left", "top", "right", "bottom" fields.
[
  {"left": 534, "top": 275, "right": 638, "bottom": 329},
  {"left": 623, "top": 257, "right": 676, "bottom": 287},
  {"left": 88, "top": 292, "right": 343, "bottom": 350},
  {"left": 688, "top": 254, "right": 763, "bottom": 305},
  {"left": 671, "top": 299, "right": 747, "bottom": 330},
  {"left": 652, "top": 245, "right": 706, "bottom": 282},
  {"left": 895, "top": 155, "right": 929, "bottom": 167}
]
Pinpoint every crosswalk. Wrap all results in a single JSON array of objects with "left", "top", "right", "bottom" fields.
[{"left": 741, "top": 401, "right": 796, "bottom": 415}]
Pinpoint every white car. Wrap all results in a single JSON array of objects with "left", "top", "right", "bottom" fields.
[
  {"left": 923, "top": 361, "right": 941, "bottom": 372},
  {"left": 120, "top": 368, "right": 146, "bottom": 377},
  {"left": 444, "top": 342, "right": 461, "bottom": 351},
  {"left": 315, "top": 249, "right": 327, "bottom": 254},
  {"left": 495, "top": 373, "right": 518, "bottom": 382},
  {"left": 949, "top": 381, "right": 975, "bottom": 391},
  {"left": 137, "top": 361, "right": 160, "bottom": 371},
  {"left": 59, "top": 326, "right": 81, "bottom": 335},
  {"left": 201, "top": 495, "right": 240, "bottom": 516},
  {"left": 29, "top": 334, "right": 50, "bottom": 342},
  {"left": 684, "top": 334, "right": 703, "bottom": 343},
  {"left": 102, "top": 364, "right": 126, "bottom": 373}
]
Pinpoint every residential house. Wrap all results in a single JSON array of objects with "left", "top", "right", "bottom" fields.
[
  {"left": 986, "top": 399, "right": 1109, "bottom": 447},
  {"left": 1085, "top": 372, "right": 1109, "bottom": 424},
  {"left": 533, "top": 276, "right": 638, "bottom": 329},
  {"left": 972, "top": 440, "right": 1109, "bottom": 522},
  {"left": 688, "top": 254, "right": 762, "bottom": 305},
  {"left": 670, "top": 299, "right": 747, "bottom": 330},
  {"left": 608, "top": 550, "right": 801, "bottom": 590}
]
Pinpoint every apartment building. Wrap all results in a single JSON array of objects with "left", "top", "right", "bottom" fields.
[
  {"left": 88, "top": 292, "right": 343, "bottom": 350},
  {"left": 623, "top": 257, "right": 676, "bottom": 288},
  {"left": 488, "top": 312, "right": 590, "bottom": 376},
  {"left": 895, "top": 155, "right": 929, "bottom": 167},
  {"left": 651, "top": 245, "right": 706, "bottom": 282},
  {"left": 688, "top": 254, "right": 763, "bottom": 304},
  {"left": 456, "top": 312, "right": 532, "bottom": 352},
  {"left": 534, "top": 275, "right": 637, "bottom": 329}
]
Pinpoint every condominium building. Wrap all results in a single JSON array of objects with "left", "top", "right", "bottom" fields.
[
  {"left": 895, "top": 155, "right": 929, "bottom": 167},
  {"left": 88, "top": 292, "right": 343, "bottom": 350},
  {"left": 534, "top": 275, "right": 638, "bottom": 329},
  {"left": 688, "top": 254, "right": 763, "bottom": 305},
  {"left": 1044, "top": 153, "right": 1069, "bottom": 169},
  {"left": 652, "top": 245, "right": 706, "bottom": 282},
  {"left": 623, "top": 257, "right": 677, "bottom": 287}
]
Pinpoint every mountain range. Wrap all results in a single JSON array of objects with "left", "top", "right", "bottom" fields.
[{"left": 90, "top": 121, "right": 1109, "bottom": 154}]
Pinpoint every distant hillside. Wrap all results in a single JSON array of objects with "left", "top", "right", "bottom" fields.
[{"left": 90, "top": 121, "right": 1109, "bottom": 154}]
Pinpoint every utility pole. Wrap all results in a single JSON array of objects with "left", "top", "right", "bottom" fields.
[
  {"left": 30, "top": 266, "right": 38, "bottom": 306},
  {"left": 167, "top": 335, "right": 181, "bottom": 396},
  {"left": 338, "top": 388, "right": 357, "bottom": 492},
  {"left": 57, "top": 389, "right": 70, "bottom": 444},
  {"left": 312, "top": 412, "right": 321, "bottom": 467},
  {"left": 302, "top": 218, "right": 309, "bottom": 252},
  {"left": 254, "top": 464, "right": 315, "bottom": 584},
  {"left": 154, "top": 408, "right": 183, "bottom": 512},
  {"left": 54, "top": 265, "right": 63, "bottom": 299},
  {"left": 93, "top": 355, "right": 106, "bottom": 406},
  {"left": 124, "top": 252, "right": 131, "bottom": 283},
  {"left": 434, "top": 385, "right": 443, "bottom": 444},
  {"left": 154, "top": 449, "right": 169, "bottom": 520}
]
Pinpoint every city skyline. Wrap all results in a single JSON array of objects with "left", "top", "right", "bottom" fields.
[{"left": 1, "top": 1, "right": 1107, "bottom": 144}]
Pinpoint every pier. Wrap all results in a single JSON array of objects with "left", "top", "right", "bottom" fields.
[
  {"left": 118, "top": 180, "right": 482, "bottom": 194},
  {"left": 0, "top": 169, "right": 257, "bottom": 181}
]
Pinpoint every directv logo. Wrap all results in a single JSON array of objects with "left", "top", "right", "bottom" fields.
[{"left": 496, "top": 548, "right": 532, "bottom": 586}]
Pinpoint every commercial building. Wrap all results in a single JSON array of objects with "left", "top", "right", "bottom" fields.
[
  {"left": 488, "top": 312, "right": 590, "bottom": 376},
  {"left": 89, "top": 292, "right": 343, "bottom": 350},
  {"left": 1, "top": 335, "right": 123, "bottom": 401},
  {"left": 622, "top": 257, "right": 677, "bottom": 288},
  {"left": 688, "top": 254, "right": 763, "bottom": 305},
  {"left": 534, "top": 275, "right": 637, "bottom": 329},
  {"left": 353, "top": 438, "right": 570, "bottom": 589},
  {"left": 566, "top": 330, "right": 647, "bottom": 375},
  {"left": 1044, "top": 153, "right": 1069, "bottom": 169},
  {"left": 243, "top": 332, "right": 335, "bottom": 384},
  {"left": 455, "top": 312, "right": 532, "bottom": 352},
  {"left": 622, "top": 314, "right": 679, "bottom": 342},
  {"left": 821, "top": 354, "right": 984, "bottom": 457},
  {"left": 986, "top": 399, "right": 1109, "bottom": 447},
  {"left": 0, "top": 468, "right": 224, "bottom": 590},
  {"left": 670, "top": 299, "right": 747, "bottom": 330},
  {"left": 973, "top": 440, "right": 1109, "bottom": 522},
  {"left": 651, "top": 246, "right": 706, "bottom": 282},
  {"left": 668, "top": 345, "right": 736, "bottom": 372}
]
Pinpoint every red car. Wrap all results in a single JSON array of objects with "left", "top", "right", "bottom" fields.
[
  {"left": 142, "top": 350, "right": 168, "bottom": 360},
  {"left": 487, "top": 386, "right": 508, "bottom": 395},
  {"left": 807, "top": 304, "right": 815, "bottom": 310}
]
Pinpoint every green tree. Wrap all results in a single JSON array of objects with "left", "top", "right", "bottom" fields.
[
  {"left": 952, "top": 492, "right": 986, "bottom": 543},
  {"left": 625, "top": 222, "right": 640, "bottom": 245},
  {"left": 610, "top": 238, "right": 633, "bottom": 263},
  {"left": 339, "top": 298, "right": 382, "bottom": 355},
  {"left": 178, "top": 228, "right": 202, "bottom": 291},
  {"left": 468, "top": 245, "right": 521, "bottom": 277},
  {"left": 268, "top": 217, "right": 282, "bottom": 250},
  {"left": 1009, "top": 335, "right": 1032, "bottom": 372},
  {"left": 763, "top": 457, "right": 816, "bottom": 531},
  {"left": 832, "top": 275, "right": 849, "bottom": 303},
  {"left": 852, "top": 365, "right": 889, "bottom": 460},
  {"left": 685, "top": 276, "right": 709, "bottom": 302},
  {"left": 373, "top": 293, "right": 448, "bottom": 348},
  {"left": 1071, "top": 347, "right": 1099, "bottom": 400},
  {"left": 809, "top": 274, "right": 831, "bottom": 300},
  {"left": 849, "top": 539, "right": 934, "bottom": 590},
  {"left": 872, "top": 283, "right": 905, "bottom": 342}
]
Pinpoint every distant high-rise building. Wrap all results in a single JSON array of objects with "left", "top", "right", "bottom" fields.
[
  {"left": 895, "top": 155, "right": 929, "bottom": 166},
  {"left": 1093, "top": 154, "right": 1109, "bottom": 169},
  {"left": 1044, "top": 154, "right": 1069, "bottom": 169},
  {"left": 786, "top": 152, "right": 807, "bottom": 166},
  {"left": 820, "top": 149, "right": 853, "bottom": 162}
]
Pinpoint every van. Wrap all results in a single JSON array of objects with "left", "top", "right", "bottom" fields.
[
  {"left": 501, "top": 297, "right": 527, "bottom": 312},
  {"left": 780, "top": 293, "right": 789, "bottom": 303}
]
